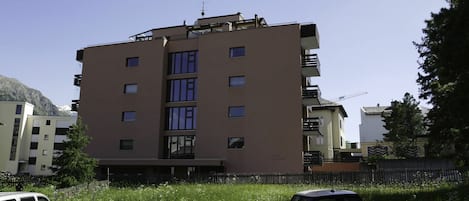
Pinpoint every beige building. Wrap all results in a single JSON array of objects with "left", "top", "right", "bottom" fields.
[
  {"left": 306, "top": 98, "right": 348, "bottom": 161},
  {"left": 0, "top": 101, "right": 34, "bottom": 174},
  {"left": 75, "top": 13, "right": 322, "bottom": 177},
  {"left": 0, "top": 101, "right": 76, "bottom": 175}
]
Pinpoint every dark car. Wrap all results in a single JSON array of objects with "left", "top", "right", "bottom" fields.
[{"left": 291, "top": 189, "right": 363, "bottom": 201}]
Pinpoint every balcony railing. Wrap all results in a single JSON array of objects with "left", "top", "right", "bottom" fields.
[
  {"left": 303, "top": 117, "right": 322, "bottom": 132},
  {"left": 73, "top": 74, "right": 82, "bottom": 87},
  {"left": 302, "top": 54, "right": 320, "bottom": 77},
  {"left": 71, "top": 99, "right": 79, "bottom": 112},
  {"left": 302, "top": 85, "right": 321, "bottom": 106}
]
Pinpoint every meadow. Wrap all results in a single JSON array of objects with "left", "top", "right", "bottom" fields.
[{"left": 2, "top": 182, "right": 468, "bottom": 201}]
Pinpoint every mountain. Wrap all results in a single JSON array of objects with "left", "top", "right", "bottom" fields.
[{"left": 0, "top": 74, "right": 66, "bottom": 116}]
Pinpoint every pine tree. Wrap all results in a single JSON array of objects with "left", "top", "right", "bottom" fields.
[
  {"left": 52, "top": 117, "right": 96, "bottom": 188},
  {"left": 382, "top": 93, "right": 425, "bottom": 158},
  {"left": 415, "top": 1, "right": 469, "bottom": 168}
]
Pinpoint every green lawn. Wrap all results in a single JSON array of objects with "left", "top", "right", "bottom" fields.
[{"left": 3, "top": 183, "right": 468, "bottom": 201}]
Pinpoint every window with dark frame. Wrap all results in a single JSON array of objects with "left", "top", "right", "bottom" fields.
[
  {"left": 228, "top": 106, "right": 245, "bottom": 117},
  {"left": 9, "top": 118, "right": 21, "bottom": 160},
  {"left": 122, "top": 111, "right": 136, "bottom": 122},
  {"left": 119, "top": 139, "right": 134, "bottom": 150},
  {"left": 167, "top": 78, "right": 197, "bottom": 102},
  {"left": 124, "top": 84, "right": 138, "bottom": 94},
  {"left": 55, "top": 128, "right": 69, "bottom": 135},
  {"left": 28, "top": 157, "right": 37, "bottom": 165},
  {"left": 165, "top": 106, "right": 196, "bottom": 130},
  {"left": 228, "top": 137, "right": 245, "bottom": 149},
  {"left": 126, "top": 57, "right": 139, "bottom": 67},
  {"left": 32, "top": 127, "right": 40, "bottom": 134},
  {"left": 30, "top": 142, "right": 38, "bottom": 149},
  {"left": 164, "top": 135, "right": 195, "bottom": 159},
  {"left": 229, "top": 47, "right": 245, "bottom": 57},
  {"left": 15, "top": 104, "right": 22, "bottom": 114},
  {"left": 168, "top": 51, "right": 198, "bottom": 74},
  {"left": 229, "top": 76, "right": 245, "bottom": 87},
  {"left": 46, "top": 120, "right": 51, "bottom": 125}
]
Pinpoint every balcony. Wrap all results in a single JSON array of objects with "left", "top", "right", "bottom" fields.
[
  {"left": 73, "top": 74, "right": 82, "bottom": 87},
  {"left": 301, "top": 24, "right": 319, "bottom": 49},
  {"left": 76, "top": 49, "right": 83, "bottom": 62},
  {"left": 71, "top": 99, "right": 79, "bottom": 112},
  {"left": 303, "top": 150, "right": 323, "bottom": 166},
  {"left": 303, "top": 117, "right": 322, "bottom": 136},
  {"left": 302, "top": 54, "right": 320, "bottom": 77},
  {"left": 302, "top": 85, "right": 321, "bottom": 106}
]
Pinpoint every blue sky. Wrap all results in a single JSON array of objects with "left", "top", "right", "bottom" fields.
[{"left": 0, "top": 0, "right": 447, "bottom": 142}]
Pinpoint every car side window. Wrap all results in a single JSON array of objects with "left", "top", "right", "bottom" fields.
[
  {"left": 4, "top": 199, "right": 16, "bottom": 201},
  {"left": 37, "top": 196, "right": 50, "bottom": 201},
  {"left": 20, "top": 197, "right": 35, "bottom": 201}
]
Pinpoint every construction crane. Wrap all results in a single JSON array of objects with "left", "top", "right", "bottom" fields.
[{"left": 329, "top": 92, "right": 368, "bottom": 102}]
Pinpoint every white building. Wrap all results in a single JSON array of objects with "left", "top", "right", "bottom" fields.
[
  {"left": 0, "top": 101, "right": 76, "bottom": 175},
  {"left": 359, "top": 105, "right": 428, "bottom": 158}
]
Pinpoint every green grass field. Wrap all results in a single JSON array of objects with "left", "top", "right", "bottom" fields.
[{"left": 2, "top": 183, "right": 468, "bottom": 201}]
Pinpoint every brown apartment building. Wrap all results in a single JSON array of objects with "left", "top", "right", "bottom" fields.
[{"left": 74, "top": 13, "right": 321, "bottom": 179}]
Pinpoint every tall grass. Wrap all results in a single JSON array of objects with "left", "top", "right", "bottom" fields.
[{"left": 3, "top": 183, "right": 468, "bottom": 201}]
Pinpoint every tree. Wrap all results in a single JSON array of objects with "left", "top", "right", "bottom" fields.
[
  {"left": 415, "top": 1, "right": 469, "bottom": 168},
  {"left": 52, "top": 117, "right": 97, "bottom": 187},
  {"left": 382, "top": 93, "right": 425, "bottom": 159}
]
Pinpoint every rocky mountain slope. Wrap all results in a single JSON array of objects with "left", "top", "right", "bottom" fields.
[{"left": 0, "top": 74, "right": 64, "bottom": 116}]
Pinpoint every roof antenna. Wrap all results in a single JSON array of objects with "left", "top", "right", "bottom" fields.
[{"left": 201, "top": 1, "right": 206, "bottom": 17}]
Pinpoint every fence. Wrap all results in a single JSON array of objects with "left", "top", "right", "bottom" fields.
[{"left": 209, "top": 169, "right": 463, "bottom": 185}]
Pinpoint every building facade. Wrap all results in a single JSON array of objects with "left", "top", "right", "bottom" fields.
[
  {"left": 306, "top": 98, "right": 348, "bottom": 161},
  {"left": 0, "top": 101, "right": 34, "bottom": 174},
  {"left": 75, "top": 13, "right": 321, "bottom": 177},
  {"left": 0, "top": 101, "right": 76, "bottom": 175},
  {"left": 359, "top": 105, "right": 427, "bottom": 158}
]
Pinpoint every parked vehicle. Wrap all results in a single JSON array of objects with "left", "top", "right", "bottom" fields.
[
  {"left": 0, "top": 192, "right": 50, "bottom": 201},
  {"left": 291, "top": 189, "right": 362, "bottom": 201}
]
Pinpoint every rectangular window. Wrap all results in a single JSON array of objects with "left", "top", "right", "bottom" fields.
[
  {"left": 126, "top": 57, "right": 139, "bottom": 67},
  {"left": 164, "top": 135, "right": 195, "bottom": 159},
  {"left": 119, "top": 139, "right": 134, "bottom": 150},
  {"left": 32, "top": 127, "right": 40, "bottom": 134},
  {"left": 41, "top": 164, "right": 46, "bottom": 171},
  {"left": 55, "top": 128, "right": 69, "bottom": 135},
  {"left": 167, "top": 78, "right": 197, "bottom": 102},
  {"left": 28, "top": 157, "right": 37, "bottom": 165},
  {"left": 168, "top": 51, "right": 198, "bottom": 74},
  {"left": 229, "top": 47, "right": 245, "bottom": 57},
  {"left": 228, "top": 137, "right": 245, "bottom": 149},
  {"left": 165, "top": 107, "right": 196, "bottom": 130},
  {"left": 9, "top": 118, "right": 21, "bottom": 160},
  {"left": 228, "top": 106, "right": 245, "bottom": 118},
  {"left": 42, "top": 149, "right": 47, "bottom": 156},
  {"left": 53, "top": 143, "right": 65, "bottom": 151},
  {"left": 15, "top": 105, "right": 22, "bottom": 114},
  {"left": 124, "top": 84, "right": 138, "bottom": 94},
  {"left": 30, "top": 142, "right": 38, "bottom": 149},
  {"left": 316, "top": 136, "right": 324, "bottom": 145},
  {"left": 229, "top": 76, "right": 245, "bottom": 87},
  {"left": 44, "top": 134, "right": 49, "bottom": 140},
  {"left": 122, "top": 111, "right": 137, "bottom": 122},
  {"left": 46, "top": 120, "right": 51, "bottom": 125}
]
